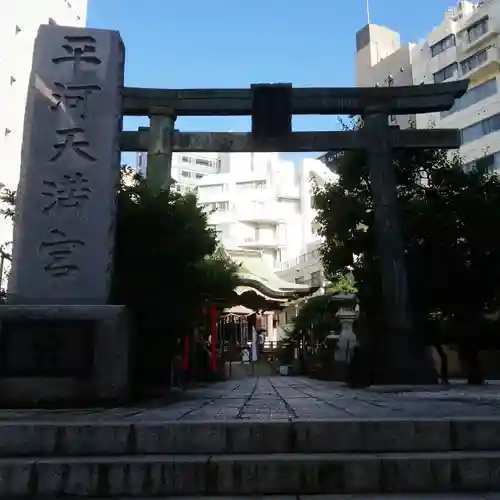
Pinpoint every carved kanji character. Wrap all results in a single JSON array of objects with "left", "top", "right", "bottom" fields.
[
  {"left": 51, "top": 82, "right": 101, "bottom": 120},
  {"left": 52, "top": 35, "right": 101, "bottom": 74},
  {"left": 49, "top": 127, "right": 96, "bottom": 162},
  {"left": 41, "top": 172, "right": 91, "bottom": 214},
  {"left": 39, "top": 229, "right": 84, "bottom": 278}
]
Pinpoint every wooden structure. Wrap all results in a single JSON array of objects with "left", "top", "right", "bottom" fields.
[{"left": 118, "top": 80, "right": 469, "bottom": 383}]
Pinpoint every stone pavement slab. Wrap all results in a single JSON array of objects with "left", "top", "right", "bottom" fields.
[
  {"left": 61, "top": 494, "right": 500, "bottom": 499},
  {"left": 1, "top": 376, "right": 500, "bottom": 421},
  {"left": 300, "top": 495, "right": 500, "bottom": 499}
]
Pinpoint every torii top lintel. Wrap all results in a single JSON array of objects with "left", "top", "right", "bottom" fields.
[{"left": 122, "top": 80, "right": 469, "bottom": 117}]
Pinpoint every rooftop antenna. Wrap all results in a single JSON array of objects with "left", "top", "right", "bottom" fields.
[{"left": 366, "top": 0, "right": 371, "bottom": 24}]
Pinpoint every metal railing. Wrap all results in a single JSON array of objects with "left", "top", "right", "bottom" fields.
[
  {"left": 297, "top": 277, "right": 324, "bottom": 287},
  {"left": 262, "top": 340, "right": 279, "bottom": 350},
  {"left": 280, "top": 248, "right": 321, "bottom": 271}
]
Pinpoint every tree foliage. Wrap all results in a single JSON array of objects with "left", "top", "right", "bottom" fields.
[
  {"left": 326, "top": 270, "right": 357, "bottom": 295},
  {"left": 0, "top": 188, "right": 16, "bottom": 222},
  {"left": 292, "top": 294, "right": 341, "bottom": 340},
  {"left": 112, "top": 168, "right": 238, "bottom": 325},
  {"left": 314, "top": 122, "right": 500, "bottom": 353}
]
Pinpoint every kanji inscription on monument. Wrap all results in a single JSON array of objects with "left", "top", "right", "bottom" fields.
[{"left": 8, "top": 25, "right": 125, "bottom": 304}]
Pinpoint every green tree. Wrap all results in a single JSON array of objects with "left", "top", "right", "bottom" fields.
[
  {"left": 326, "top": 270, "right": 357, "bottom": 294},
  {"left": 292, "top": 294, "right": 341, "bottom": 342},
  {"left": 314, "top": 126, "right": 500, "bottom": 384},
  {"left": 0, "top": 187, "right": 14, "bottom": 303},
  {"left": 112, "top": 168, "right": 239, "bottom": 389}
]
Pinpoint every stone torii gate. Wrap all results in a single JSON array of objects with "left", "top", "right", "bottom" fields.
[
  {"left": 120, "top": 80, "right": 468, "bottom": 383},
  {"left": 0, "top": 25, "right": 468, "bottom": 404}
]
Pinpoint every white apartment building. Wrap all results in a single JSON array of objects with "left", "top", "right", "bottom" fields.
[
  {"left": 355, "top": 0, "right": 500, "bottom": 170},
  {"left": 136, "top": 151, "right": 225, "bottom": 193},
  {"left": 0, "top": 0, "right": 88, "bottom": 283},
  {"left": 197, "top": 152, "right": 336, "bottom": 271},
  {"left": 277, "top": 242, "right": 324, "bottom": 286}
]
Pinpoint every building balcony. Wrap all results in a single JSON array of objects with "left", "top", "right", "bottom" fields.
[
  {"left": 456, "top": 21, "right": 499, "bottom": 55},
  {"left": 280, "top": 248, "right": 321, "bottom": 271},
  {"left": 207, "top": 210, "right": 232, "bottom": 225},
  {"left": 198, "top": 191, "right": 230, "bottom": 203},
  {"left": 276, "top": 185, "right": 300, "bottom": 199},
  {"left": 234, "top": 189, "right": 275, "bottom": 204},
  {"left": 238, "top": 235, "right": 286, "bottom": 249},
  {"left": 237, "top": 205, "right": 286, "bottom": 224},
  {"left": 460, "top": 46, "right": 500, "bottom": 81}
]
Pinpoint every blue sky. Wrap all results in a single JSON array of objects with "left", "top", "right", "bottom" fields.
[{"left": 87, "top": 0, "right": 456, "bottom": 164}]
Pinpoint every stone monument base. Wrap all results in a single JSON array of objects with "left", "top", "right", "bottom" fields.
[{"left": 0, "top": 305, "right": 130, "bottom": 405}]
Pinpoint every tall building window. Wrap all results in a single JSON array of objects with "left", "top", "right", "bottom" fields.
[
  {"left": 278, "top": 248, "right": 287, "bottom": 263},
  {"left": 236, "top": 180, "right": 266, "bottom": 190},
  {"left": 461, "top": 113, "right": 500, "bottom": 144},
  {"left": 198, "top": 183, "right": 226, "bottom": 196},
  {"left": 430, "top": 34, "right": 455, "bottom": 57},
  {"left": 441, "top": 78, "right": 497, "bottom": 118},
  {"left": 310, "top": 271, "right": 322, "bottom": 287},
  {"left": 464, "top": 152, "right": 500, "bottom": 173},
  {"left": 195, "top": 158, "right": 212, "bottom": 167},
  {"left": 211, "top": 201, "right": 229, "bottom": 211},
  {"left": 460, "top": 47, "right": 490, "bottom": 75},
  {"left": 433, "top": 62, "right": 458, "bottom": 83},
  {"left": 467, "top": 18, "right": 488, "bottom": 43}
]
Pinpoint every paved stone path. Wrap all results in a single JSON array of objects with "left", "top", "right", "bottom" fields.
[
  {"left": 2, "top": 376, "right": 500, "bottom": 421},
  {"left": 166, "top": 496, "right": 500, "bottom": 499}
]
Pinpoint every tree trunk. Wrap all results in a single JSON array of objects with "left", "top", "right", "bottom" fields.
[
  {"left": 456, "top": 315, "right": 485, "bottom": 385},
  {"left": 434, "top": 344, "right": 449, "bottom": 384},
  {"left": 459, "top": 341, "right": 484, "bottom": 385},
  {"left": 373, "top": 328, "right": 438, "bottom": 385}
]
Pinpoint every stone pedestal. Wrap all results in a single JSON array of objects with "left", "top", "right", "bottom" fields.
[
  {"left": 0, "top": 305, "right": 129, "bottom": 403},
  {"left": 335, "top": 309, "right": 358, "bottom": 363}
]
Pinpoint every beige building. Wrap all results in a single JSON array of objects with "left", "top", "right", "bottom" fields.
[{"left": 355, "top": 0, "right": 500, "bottom": 169}]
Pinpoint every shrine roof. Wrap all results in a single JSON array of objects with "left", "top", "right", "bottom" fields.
[{"left": 221, "top": 247, "right": 316, "bottom": 302}]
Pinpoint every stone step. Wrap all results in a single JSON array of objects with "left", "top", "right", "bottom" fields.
[
  {"left": 2, "top": 451, "right": 500, "bottom": 496},
  {"left": 2, "top": 418, "right": 500, "bottom": 456},
  {"left": 20, "top": 496, "right": 500, "bottom": 500}
]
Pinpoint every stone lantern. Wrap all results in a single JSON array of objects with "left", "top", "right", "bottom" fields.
[{"left": 331, "top": 293, "right": 358, "bottom": 362}]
